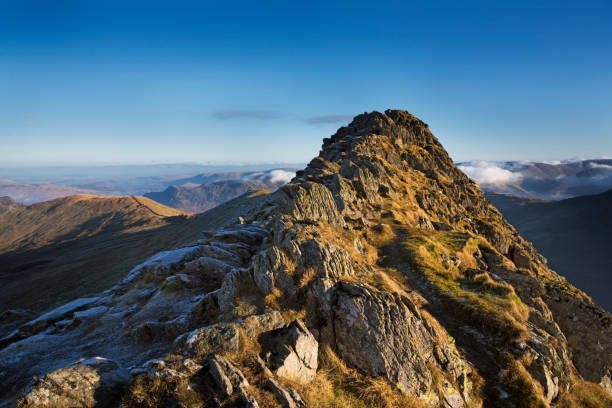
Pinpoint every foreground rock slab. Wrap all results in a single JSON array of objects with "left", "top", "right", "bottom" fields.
[
  {"left": 259, "top": 320, "right": 318, "bottom": 385},
  {"left": 21, "top": 357, "right": 130, "bottom": 408}
]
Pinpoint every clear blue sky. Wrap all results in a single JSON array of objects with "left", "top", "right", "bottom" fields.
[{"left": 1, "top": 0, "right": 611, "bottom": 166}]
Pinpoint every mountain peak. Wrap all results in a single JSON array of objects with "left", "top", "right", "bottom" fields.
[
  {"left": 323, "top": 109, "right": 435, "bottom": 148},
  {"left": 303, "top": 109, "right": 462, "bottom": 187},
  {"left": 5, "top": 113, "right": 612, "bottom": 408}
]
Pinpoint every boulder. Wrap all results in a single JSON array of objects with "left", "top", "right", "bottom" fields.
[
  {"left": 259, "top": 320, "right": 318, "bottom": 384},
  {"left": 512, "top": 247, "right": 532, "bottom": 270},
  {"left": 432, "top": 221, "right": 452, "bottom": 231},
  {"left": 274, "top": 182, "right": 345, "bottom": 227},
  {"left": 181, "top": 323, "right": 240, "bottom": 356},
  {"left": 208, "top": 356, "right": 234, "bottom": 396},
  {"left": 21, "top": 357, "right": 130, "bottom": 408},
  {"left": 330, "top": 282, "right": 470, "bottom": 405},
  {"left": 299, "top": 239, "right": 354, "bottom": 280},
  {"left": 529, "top": 357, "right": 559, "bottom": 403},
  {"left": 417, "top": 216, "right": 434, "bottom": 230},
  {"left": 183, "top": 256, "right": 234, "bottom": 279},
  {"left": 252, "top": 246, "right": 294, "bottom": 295},
  {"left": 206, "top": 355, "right": 259, "bottom": 407},
  {"left": 241, "top": 311, "right": 286, "bottom": 338},
  {"left": 217, "top": 268, "right": 253, "bottom": 312}
]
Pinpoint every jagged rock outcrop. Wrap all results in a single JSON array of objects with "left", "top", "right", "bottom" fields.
[
  {"left": 20, "top": 357, "right": 130, "bottom": 408},
  {"left": 266, "top": 378, "right": 306, "bottom": 408},
  {"left": 3, "top": 110, "right": 611, "bottom": 408},
  {"left": 328, "top": 282, "right": 472, "bottom": 406}
]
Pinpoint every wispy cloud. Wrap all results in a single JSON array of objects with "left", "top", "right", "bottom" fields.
[
  {"left": 213, "top": 109, "right": 284, "bottom": 120},
  {"left": 588, "top": 162, "right": 612, "bottom": 170},
  {"left": 213, "top": 110, "right": 355, "bottom": 125},
  {"left": 305, "top": 114, "right": 354, "bottom": 124}
]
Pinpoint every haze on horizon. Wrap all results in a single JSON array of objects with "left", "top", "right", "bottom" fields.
[{"left": 1, "top": 1, "right": 611, "bottom": 167}]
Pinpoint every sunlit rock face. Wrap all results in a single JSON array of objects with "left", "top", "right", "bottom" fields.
[{"left": 3, "top": 110, "right": 611, "bottom": 408}]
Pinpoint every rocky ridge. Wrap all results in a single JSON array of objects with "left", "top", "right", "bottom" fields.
[{"left": 1, "top": 110, "right": 610, "bottom": 407}]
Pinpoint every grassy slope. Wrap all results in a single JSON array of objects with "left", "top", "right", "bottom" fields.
[
  {"left": 486, "top": 190, "right": 612, "bottom": 312},
  {"left": 0, "top": 192, "right": 269, "bottom": 319},
  {"left": 0, "top": 196, "right": 24, "bottom": 214}
]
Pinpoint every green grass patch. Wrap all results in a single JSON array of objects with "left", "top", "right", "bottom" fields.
[{"left": 398, "top": 228, "right": 529, "bottom": 342}]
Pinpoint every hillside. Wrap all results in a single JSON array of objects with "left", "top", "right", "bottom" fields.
[
  {"left": 0, "top": 196, "right": 24, "bottom": 214},
  {"left": 144, "top": 169, "right": 297, "bottom": 213},
  {"left": 487, "top": 190, "right": 612, "bottom": 312},
  {"left": 0, "top": 195, "right": 195, "bottom": 318},
  {"left": 145, "top": 180, "right": 274, "bottom": 213},
  {"left": 2, "top": 111, "right": 611, "bottom": 408}
]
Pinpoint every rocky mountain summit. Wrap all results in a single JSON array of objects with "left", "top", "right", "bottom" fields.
[{"left": 1, "top": 110, "right": 611, "bottom": 407}]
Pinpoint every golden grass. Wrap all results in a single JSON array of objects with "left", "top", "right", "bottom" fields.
[
  {"left": 365, "top": 222, "right": 396, "bottom": 249},
  {"left": 121, "top": 374, "right": 206, "bottom": 408},
  {"left": 132, "top": 196, "right": 189, "bottom": 217},
  {"left": 555, "top": 378, "right": 612, "bottom": 408},
  {"left": 224, "top": 329, "right": 284, "bottom": 407},
  {"left": 297, "top": 267, "right": 319, "bottom": 290},
  {"left": 295, "top": 346, "right": 426, "bottom": 408},
  {"left": 314, "top": 223, "right": 379, "bottom": 265},
  {"left": 264, "top": 287, "right": 283, "bottom": 309},
  {"left": 369, "top": 270, "right": 409, "bottom": 297},
  {"left": 500, "top": 360, "right": 548, "bottom": 408},
  {"left": 248, "top": 188, "right": 272, "bottom": 198}
]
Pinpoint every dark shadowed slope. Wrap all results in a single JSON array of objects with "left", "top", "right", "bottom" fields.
[
  {"left": 0, "top": 195, "right": 189, "bottom": 318},
  {"left": 487, "top": 190, "right": 612, "bottom": 312}
]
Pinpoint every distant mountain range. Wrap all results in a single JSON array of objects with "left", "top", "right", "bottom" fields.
[
  {"left": 459, "top": 159, "right": 612, "bottom": 199},
  {"left": 487, "top": 189, "right": 612, "bottom": 312},
  {"left": 144, "top": 168, "right": 297, "bottom": 213},
  {"left": 0, "top": 165, "right": 301, "bottom": 205},
  {"left": 0, "top": 179, "right": 96, "bottom": 204}
]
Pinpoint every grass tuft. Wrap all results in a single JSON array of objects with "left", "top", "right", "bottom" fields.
[{"left": 295, "top": 346, "right": 426, "bottom": 408}]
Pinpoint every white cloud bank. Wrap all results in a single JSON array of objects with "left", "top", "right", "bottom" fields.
[
  {"left": 588, "top": 162, "right": 612, "bottom": 171},
  {"left": 458, "top": 161, "right": 523, "bottom": 185},
  {"left": 246, "top": 169, "right": 296, "bottom": 184},
  {"left": 267, "top": 169, "right": 296, "bottom": 184}
]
